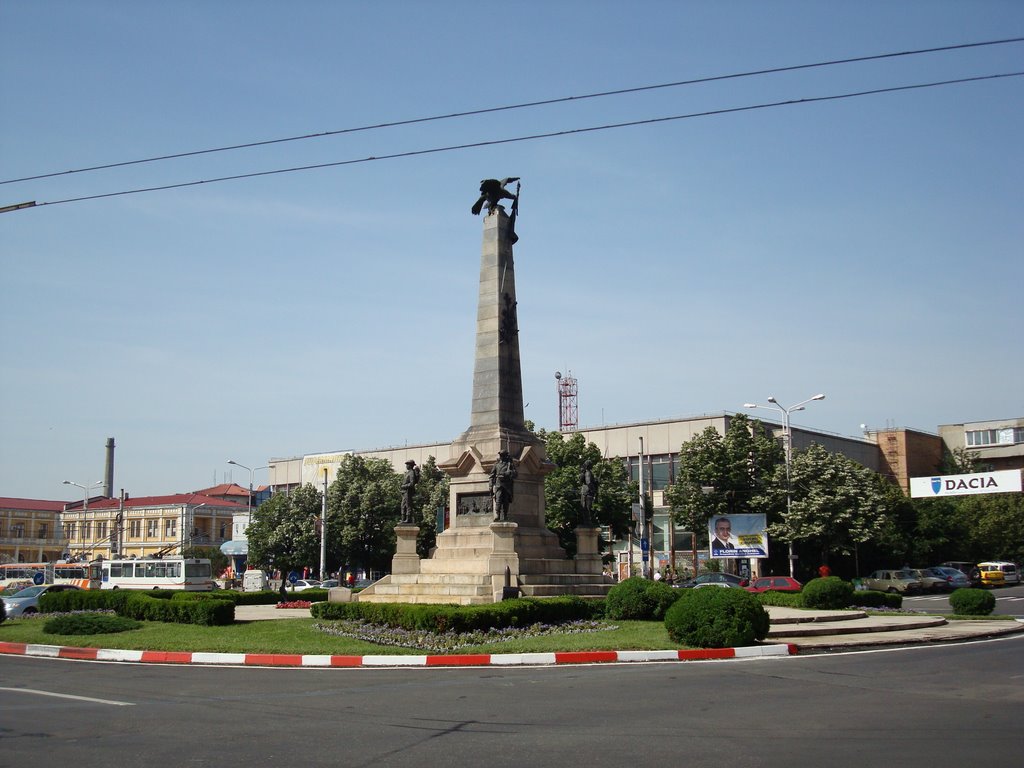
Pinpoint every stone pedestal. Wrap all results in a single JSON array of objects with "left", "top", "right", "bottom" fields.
[
  {"left": 391, "top": 524, "right": 422, "bottom": 575},
  {"left": 575, "top": 525, "right": 604, "bottom": 576}
]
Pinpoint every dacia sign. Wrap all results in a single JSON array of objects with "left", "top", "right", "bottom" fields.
[{"left": 910, "top": 469, "right": 1022, "bottom": 498}]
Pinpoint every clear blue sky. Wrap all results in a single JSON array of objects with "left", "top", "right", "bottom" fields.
[{"left": 2, "top": 1, "right": 1022, "bottom": 501}]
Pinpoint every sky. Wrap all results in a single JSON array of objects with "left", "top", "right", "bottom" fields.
[{"left": 1, "top": 1, "right": 1022, "bottom": 502}]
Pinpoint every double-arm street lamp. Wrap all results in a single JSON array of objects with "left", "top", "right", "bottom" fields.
[
  {"left": 743, "top": 393, "right": 825, "bottom": 577},
  {"left": 62, "top": 479, "right": 103, "bottom": 560},
  {"left": 227, "top": 460, "right": 269, "bottom": 518}
]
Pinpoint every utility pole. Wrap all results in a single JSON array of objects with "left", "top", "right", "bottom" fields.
[{"left": 320, "top": 468, "right": 328, "bottom": 581}]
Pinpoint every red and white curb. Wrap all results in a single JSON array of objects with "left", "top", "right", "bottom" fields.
[{"left": 0, "top": 640, "right": 796, "bottom": 667}]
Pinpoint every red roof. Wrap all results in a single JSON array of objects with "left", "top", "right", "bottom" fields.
[
  {"left": 0, "top": 497, "right": 67, "bottom": 512},
  {"left": 80, "top": 493, "right": 245, "bottom": 510},
  {"left": 192, "top": 484, "right": 250, "bottom": 496}
]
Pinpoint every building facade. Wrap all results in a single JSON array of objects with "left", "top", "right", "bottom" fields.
[
  {"left": 939, "top": 417, "right": 1024, "bottom": 472},
  {"left": 60, "top": 493, "right": 243, "bottom": 560},
  {"left": 0, "top": 498, "right": 67, "bottom": 564}
]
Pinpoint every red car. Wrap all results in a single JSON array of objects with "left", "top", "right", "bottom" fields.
[{"left": 744, "top": 576, "right": 802, "bottom": 593}]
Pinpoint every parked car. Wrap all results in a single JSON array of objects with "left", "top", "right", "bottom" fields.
[
  {"left": 862, "top": 569, "right": 923, "bottom": 594},
  {"left": 745, "top": 576, "right": 802, "bottom": 593},
  {"left": 970, "top": 565, "right": 1005, "bottom": 588},
  {"left": 977, "top": 561, "right": 1019, "bottom": 585},
  {"left": 676, "top": 572, "right": 749, "bottom": 589},
  {"left": 1, "top": 584, "right": 82, "bottom": 617},
  {"left": 289, "top": 579, "right": 322, "bottom": 592},
  {"left": 910, "top": 568, "right": 950, "bottom": 593},
  {"left": 320, "top": 579, "right": 340, "bottom": 589},
  {"left": 930, "top": 566, "right": 971, "bottom": 590}
]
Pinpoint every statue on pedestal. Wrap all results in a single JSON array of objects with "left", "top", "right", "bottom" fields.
[
  {"left": 489, "top": 450, "right": 518, "bottom": 522},
  {"left": 400, "top": 459, "right": 420, "bottom": 524},
  {"left": 580, "top": 460, "right": 598, "bottom": 525}
]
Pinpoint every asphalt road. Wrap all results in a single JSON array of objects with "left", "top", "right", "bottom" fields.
[
  {"left": 3, "top": 634, "right": 1023, "bottom": 766},
  {"left": 903, "top": 582, "right": 1024, "bottom": 616}
]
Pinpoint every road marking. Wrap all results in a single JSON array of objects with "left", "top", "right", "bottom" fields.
[{"left": 0, "top": 686, "right": 134, "bottom": 706}]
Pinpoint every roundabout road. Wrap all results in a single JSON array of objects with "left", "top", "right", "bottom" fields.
[{"left": 2, "top": 634, "right": 1022, "bottom": 766}]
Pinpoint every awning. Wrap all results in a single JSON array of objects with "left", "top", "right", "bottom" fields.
[{"left": 220, "top": 540, "right": 249, "bottom": 555}]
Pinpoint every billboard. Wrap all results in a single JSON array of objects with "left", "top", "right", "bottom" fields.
[
  {"left": 301, "top": 451, "right": 353, "bottom": 486},
  {"left": 708, "top": 514, "right": 768, "bottom": 559},
  {"left": 909, "top": 469, "right": 1022, "bottom": 498}
]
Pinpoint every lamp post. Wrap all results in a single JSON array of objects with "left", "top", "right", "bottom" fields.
[
  {"left": 743, "top": 393, "right": 825, "bottom": 577},
  {"left": 227, "top": 461, "right": 270, "bottom": 517},
  {"left": 62, "top": 480, "right": 103, "bottom": 560}
]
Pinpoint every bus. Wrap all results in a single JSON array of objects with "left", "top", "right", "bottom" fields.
[
  {"left": 99, "top": 557, "right": 214, "bottom": 591},
  {"left": 0, "top": 561, "right": 102, "bottom": 592}
]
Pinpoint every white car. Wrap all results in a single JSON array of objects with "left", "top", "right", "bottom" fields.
[
  {"left": 289, "top": 579, "right": 322, "bottom": 592},
  {"left": 2, "top": 584, "right": 82, "bottom": 617}
]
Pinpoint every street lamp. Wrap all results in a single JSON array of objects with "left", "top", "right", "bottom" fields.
[
  {"left": 62, "top": 480, "right": 103, "bottom": 561},
  {"left": 227, "top": 460, "right": 269, "bottom": 518},
  {"left": 62, "top": 479, "right": 103, "bottom": 510},
  {"left": 743, "top": 393, "right": 825, "bottom": 577}
]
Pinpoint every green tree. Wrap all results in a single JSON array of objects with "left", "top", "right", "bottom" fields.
[
  {"left": 326, "top": 455, "right": 402, "bottom": 576},
  {"left": 414, "top": 456, "right": 449, "bottom": 557},
  {"left": 665, "top": 415, "right": 784, "bottom": 547},
  {"left": 540, "top": 430, "right": 635, "bottom": 556},
  {"left": 770, "top": 443, "right": 889, "bottom": 566},
  {"left": 245, "top": 484, "right": 322, "bottom": 596},
  {"left": 960, "top": 492, "right": 1024, "bottom": 564}
]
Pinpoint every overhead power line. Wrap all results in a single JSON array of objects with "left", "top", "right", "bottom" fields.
[
  {"left": 1, "top": 36, "right": 1022, "bottom": 187},
  {"left": 12, "top": 71, "right": 1021, "bottom": 211}
]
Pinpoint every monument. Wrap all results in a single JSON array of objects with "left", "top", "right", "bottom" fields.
[{"left": 357, "top": 180, "right": 611, "bottom": 604}]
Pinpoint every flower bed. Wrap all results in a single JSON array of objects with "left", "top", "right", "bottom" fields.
[{"left": 276, "top": 601, "right": 312, "bottom": 609}]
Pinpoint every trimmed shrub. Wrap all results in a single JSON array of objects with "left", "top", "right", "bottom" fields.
[
  {"left": 949, "top": 588, "right": 996, "bottom": 616},
  {"left": 604, "top": 577, "right": 681, "bottom": 620},
  {"left": 43, "top": 613, "right": 142, "bottom": 635},
  {"left": 664, "top": 588, "right": 770, "bottom": 648},
  {"left": 0, "top": 598, "right": 6, "bottom": 624},
  {"left": 311, "top": 596, "right": 597, "bottom": 632},
  {"left": 49, "top": 589, "right": 234, "bottom": 625},
  {"left": 801, "top": 577, "right": 854, "bottom": 609}
]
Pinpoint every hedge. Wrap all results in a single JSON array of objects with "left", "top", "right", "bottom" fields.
[
  {"left": 40, "top": 589, "right": 235, "bottom": 626},
  {"left": 311, "top": 596, "right": 597, "bottom": 632},
  {"left": 664, "top": 588, "right": 769, "bottom": 648},
  {"left": 852, "top": 590, "right": 903, "bottom": 609},
  {"left": 604, "top": 577, "right": 681, "bottom": 620}
]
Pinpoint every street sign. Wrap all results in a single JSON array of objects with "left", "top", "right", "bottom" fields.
[{"left": 640, "top": 537, "right": 649, "bottom": 552}]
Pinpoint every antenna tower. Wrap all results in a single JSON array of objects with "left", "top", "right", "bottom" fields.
[{"left": 555, "top": 370, "right": 578, "bottom": 431}]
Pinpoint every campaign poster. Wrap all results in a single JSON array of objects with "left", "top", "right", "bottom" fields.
[{"left": 708, "top": 514, "right": 768, "bottom": 559}]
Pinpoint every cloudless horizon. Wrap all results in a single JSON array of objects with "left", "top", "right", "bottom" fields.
[{"left": 2, "top": 1, "right": 1022, "bottom": 501}]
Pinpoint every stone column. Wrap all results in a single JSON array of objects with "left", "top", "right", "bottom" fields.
[{"left": 391, "top": 523, "right": 421, "bottom": 575}]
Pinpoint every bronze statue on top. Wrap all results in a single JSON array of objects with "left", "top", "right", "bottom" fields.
[
  {"left": 471, "top": 177, "right": 520, "bottom": 216},
  {"left": 580, "top": 460, "right": 598, "bottom": 525},
  {"left": 400, "top": 459, "right": 420, "bottom": 524}
]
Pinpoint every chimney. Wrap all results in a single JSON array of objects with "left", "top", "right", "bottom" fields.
[{"left": 103, "top": 437, "right": 115, "bottom": 498}]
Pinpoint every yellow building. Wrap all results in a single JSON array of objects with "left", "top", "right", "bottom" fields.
[
  {"left": 60, "top": 493, "right": 244, "bottom": 560},
  {"left": 0, "top": 497, "right": 66, "bottom": 563}
]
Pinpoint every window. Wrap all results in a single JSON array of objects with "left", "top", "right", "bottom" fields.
[
  {"left": 11, "top": 523, "right": 24, "bottom": 538},
  {"left": 966, "top": 427, "right": 1024, "bottom": 447},
  {"left": 37, "top": 523, "right": 48, "bottom": 539},
  {"left": 128, "top": 520, "right": 141, "bottom": 538},
  {"left": 64, "top": 522, "right": 75, "bottom": 540},
  {"left": 81, "top": 522, "right": 91, "bottom": 540},
  {"left": 146, "top": 519, "right": 159, "bottom": 538},
  {"left": 97, "top": 521, "right": 107, "bottom": 539},
  {"left": 165, "top": 518, "right": 177, "bottom": 537}
]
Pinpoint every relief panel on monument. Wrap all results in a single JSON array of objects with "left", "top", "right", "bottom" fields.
[{"left": 456, "top": 492, "right": 492, "bottom": 517}]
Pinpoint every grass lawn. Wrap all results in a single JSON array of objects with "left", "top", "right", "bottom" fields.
[{"left": 0, "top": 616, "right": 686, "bottom": 655}]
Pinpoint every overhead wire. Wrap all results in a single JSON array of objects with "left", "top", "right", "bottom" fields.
[
  {"left": 15, "top": 71, "right": 1023, "bottom": 210},
  {"left": 1, "top": 36, "right": 1022, "bottom": 187}
]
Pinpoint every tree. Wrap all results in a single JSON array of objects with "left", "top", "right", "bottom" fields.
[
  {"left": 414, "top": 456, "right": 448, "bottom": 557},
  {"left": 665, "top": 415, "right": 784, "bottom": 547},
  {"left": 540, "top": 430, "right": 635, "bottom": 556},
  {"left": 245, "top": 484, "right": 322, "bottom": 596},
  {"left": 769, "top": 443, "right": 889, "bottom": 567},
  {"left": 326, "top": 455, "right": 402, "bottom": 577},
  {"left": 960, "top": 492, "right": 1024, "bottom": 564}
]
